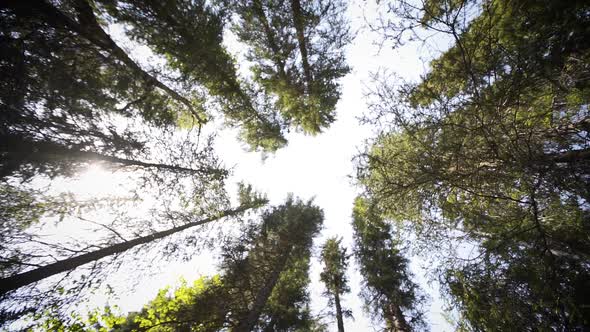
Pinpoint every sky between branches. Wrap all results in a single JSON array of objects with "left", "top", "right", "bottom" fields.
[{"left": 51, "top": 1, "right": 455, "bottom": 330}]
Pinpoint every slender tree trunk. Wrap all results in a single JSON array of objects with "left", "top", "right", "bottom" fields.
[
  {"left": 233, "top": 247, "right": 292, "bottom": 332},
  {"left": 252, "top": 0, "right": 288, "bottom": 79},
  {"left": 334, "top": 288, "right": 345, "bottom": 332},
  {"left": 72, "top": 0, "right": 205, "bottom": 124},
  {"left": 386, "top": 303, "right": 410, "bottom": 332},
  {"left": 3, "top": 0, "right": 205, "bottom": 124},
  {"left": 0, "top": 205, "right": 254, "bottom": 296},
  {"left": 547, "top": 148, "right": 590, "bottom": 163},
  {"left": 0, "top": 136, "right": 225, "bottom": 179},
  {"left": 290, "top": 0, "right": 313, "bottom": 92}
]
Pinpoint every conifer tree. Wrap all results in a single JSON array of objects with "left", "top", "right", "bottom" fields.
[
  {"left": 319, "top": 237, "right": 350, "bottom": 332},
  {"left": 227, "top": 0, "right": 351, "bottom": 134},
  {"left": 352, "top": 197, "right": 426, "bottom": 332},
  {"left": 0, "top": 202, "right": 262, "bottom": 297},
  {"left": 358, "top": 0, "right": 590, "bottom": 328},
  {"left": 44, "top": 198, "right": 324, "bottom": 331},
  {"left": 225, "top": 197, "right": 323, "bottom": 331},
  {"left": 0, "top": 185, "right": 267, "bottom": 326}
]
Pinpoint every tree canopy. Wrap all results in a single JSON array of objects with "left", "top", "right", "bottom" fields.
[
  {"left": 319, "top": 237, "right": 350, "bottom": 332},
  {"left": 0, "top": 0, "right": 349, "bottom": 327},
  {"left": 33, "top": 197, "right": 324, "bottom": 332},
  {"left": 228, "top": 0, "right": 351, "bottom": 134},
  {"left": 2, "top": 0, "right": 589, "bottom": 330},
  {"left": 357, "top": 0, "right": 590, "bottom": 329},
  {"left": 352, "top": 197, "right": 427, "bottom": 332}
]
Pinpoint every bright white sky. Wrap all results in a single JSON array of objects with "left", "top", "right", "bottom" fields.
[{"left": 35, "top": 1, "right": 455, "bottom": 330}]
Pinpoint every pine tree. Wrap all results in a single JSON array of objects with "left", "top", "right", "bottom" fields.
[
  {"left": 319, "top": 237, "right": 350, "bottom": 332},
  {"left": 358, "top": 0, "right": 590, "bottom": 329},
  {"left": 1, "top": 0, "right": 198, "bottom": 178},
  {"left": 0, "top": 202, "right": 262, "bottom": 297},
  {"left": 0, "top": 184, "right": 267, "bottom": 325},
  {"left": 226, "top": 197, "right": 323, "bottom": 331},
  {"left": 2, "top": 0, "right": 351, "bottom": 155},
  {"left": 352, "top": 197, "right": 426, "bottom": 332},
  {"left": 227, "top": 0, "right": 351, "bottom": 134},
  {"left": 99, "top": 0, "right": 289, "bottom": 151},
  {"left": 44, "top": 197, "right": 324, "bottom": 331}
]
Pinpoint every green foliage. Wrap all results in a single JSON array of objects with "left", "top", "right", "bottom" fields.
[
  {"left": 134, "top": 198, "right": 323, "bottom": 331},
  {"left": 258, "top": 255, "right": 317, "bottom": 332},
  {"left": 236, "top": 182, "right": 269, "bottom": 208},
  {"left": 0, "top": 185, "right": 48, "bottom": 234},
  {"left": 0, "top": 0, "right": 212, "bottom": 179},
  {"left": 105, "top": 276, "right": 227, "bottom": 332},
  {"left": 40, "top": 198, "right": 324, "bottom": 331},
  {"left": 228, "top": 0, "right": 351, "bottom": 135},
  {"left": 320, "top": 237, "right": 350, "bottom": 297},
  {"left": 445, "top": 245, "right": 590, "bottom": 331},
  {"left": 28, "top": 277, "right": 225, "bottom": 331},
  {"left": 100, "top": 0, "right": 287, "bottom": 151},
  {"left": 360, "top": 0, "right": 590, "bottom": 329},
  {"left": 319, "top": 236, "right": 351, "bottom": 330},
  {"left": 352, "top": 197, "right": 427, "bottom": 331},
  {"left": 221, "top": 196, "right": 324, "bottom": 330},
  {"left": 31, "top": 308, "right": 90, "bottom": 332},
  {"left": 0, "top": 184, "right": 132, "bottom": 279},
  {"left": 0, "top": 0, "right": 350, "bottom": 329}
]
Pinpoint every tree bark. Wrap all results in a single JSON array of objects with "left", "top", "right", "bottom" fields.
[
  {"left": 547, "top": 148, "right": 590, "bottom": 164},
  {"left": 0, "top": 136, "right": 225, "bottom": 179},
  {"left": 233, "top": 247, "right": 292, "bottom": 332},
  {"left": 0, "top": 205, "right": 254, "bottom": 296},
  {"left": 290, "top": 0, "right": 313, "bottom": 92},
  {"left": 387, "top": 303, "right": 410, "bottom": 332},
  {"left": 334, "top": 288, "right": 345, "bottom": 332}
]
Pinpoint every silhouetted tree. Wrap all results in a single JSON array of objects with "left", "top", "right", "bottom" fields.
[
  {"left": 358, "top": 0, "right": 590, "bottom": 329},
  {"left": 319, "top": 237, "right": 350, "bottom": 332},
  {"left": 39, "top": 197, "right": 325, "bottom": 332},
  {"left": 352, "top": 197, "right": 426, "bottom": 332}
]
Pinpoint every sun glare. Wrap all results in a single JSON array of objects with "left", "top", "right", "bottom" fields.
[{"left": 73, "top": 163, "right": 117, "bottom": 197}]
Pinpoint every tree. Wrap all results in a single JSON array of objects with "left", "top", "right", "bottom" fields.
[
  {"left": 28, "top": 276, "right": 227, "bottom": 331},
  {"left": 2, "top": 0, "right": 351, "bottom": 155},
  {"left": 0, "top": 0, "right": 232, "bottom": 182},
  {"left": 319, "top": 237, "right": 350, "bottom": 332},
  {"left": 227, "top": 0, "right": 351, "bottom": 134},
  {"left": 1, "top": 0, "right": 194, "bottom": 179},
  {"left": 0, "top": 184, "right": 267, "bottom": 326},
  {"left": 444, "top": 239, "right": 590, "bottom": 331},
  {"left": 0, "top": 0, "right": 257, "bottom": 188},
  {"left": 0, "top": 132, "right": 226, "bottom": 181},
  {"left": 98, "top": 0, "right": 289, "bottom": 151},
  {"left": 39, "top": 197, "right": 324, "bottom": 332},
  {"left": 110, "top": 276, "right": 228, "bottom": 332},
  {"left": 0, "top": 202, "right": 262, "bottom": 297},
  {"left": 224, "top": 197, "right": 323, "bottom": 331},
  {"left": 0, "top": 184, "right": 126, "bottom": 278},
  {"left": 358, "top": 0, "right": 590, "bottom": 329},
  {"left": 351, "top": 197, "right": 426, "bottom": 332}
]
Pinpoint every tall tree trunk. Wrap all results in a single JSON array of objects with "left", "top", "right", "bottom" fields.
[
  {"left": 252, "top": 0, "right": 288, "bottom": 79},
  {"left": 290, "top": 0, "right": 313, "bottom": 92},
  {"left": 547, "top": 148, "right": 590, "bottom": 163},
  {"left": 233, "top": 247, "right": 292, "bottom": 332},
  {"left": 2, "top": 0, "right": 205, "bottom": 124},
  {"left": 334, "top": 287, "right": 345, "bottom": 332},
  {"left": 0, "top": 135, "right": 225, "bottom": 179},
  {"left": 387, "top": 303, "right": 410, "bottom": 332},
  {"left": 0, "top": 205, "right": 254, "bottom": 296}
]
